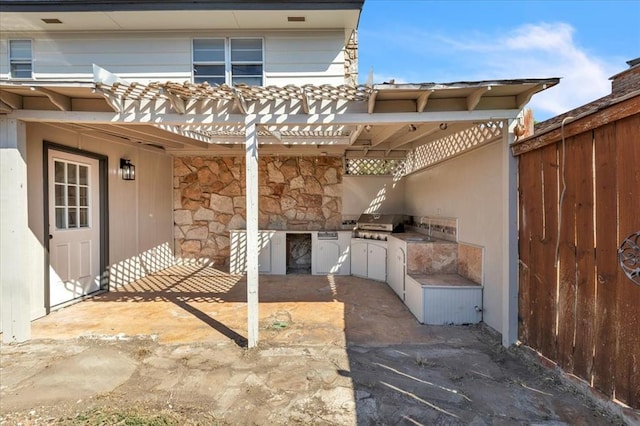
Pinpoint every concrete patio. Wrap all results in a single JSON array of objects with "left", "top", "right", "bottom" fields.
[{"left": 1, "top": 265, "right": 625, "bottom": 424}]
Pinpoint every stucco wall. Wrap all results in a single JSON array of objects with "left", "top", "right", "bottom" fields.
[
  {"left": 174, "top": 156, "right": 343, "bottom": 266},
  {"left": 25, "top": 123, "right": 174, "bottom": 318},
  {"left": 403, "top": 141, "right": 504, "bottom": 333},
  {"left": 342, "top": 175, "right": 405, "bottom": 216}
]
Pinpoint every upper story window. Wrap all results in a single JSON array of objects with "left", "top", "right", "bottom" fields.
[
  {"left": 192, "top": 38, "right": 263, "bottom": 86},
  {"left": 9, "top": 39, "right": 33, "bottom": 79}
]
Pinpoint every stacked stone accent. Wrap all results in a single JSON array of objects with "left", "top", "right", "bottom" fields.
[
  {"left": 344, "top": 30, "right": 358, "bottom": 86},
  {"left": 173, "top": 156, "right": 343, "bottom": 266}
]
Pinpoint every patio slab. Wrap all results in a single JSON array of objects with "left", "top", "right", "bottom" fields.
[{"left": 0, "top": 265, "right": 626, "bottom": 425}]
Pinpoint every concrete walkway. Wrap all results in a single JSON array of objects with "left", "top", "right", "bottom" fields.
[{"left": 0, "top": 265, "right": 625, "bottom": 424}]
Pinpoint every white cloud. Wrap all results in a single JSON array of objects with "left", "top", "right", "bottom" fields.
[
  {"left": 365, "top": 22, "right": 619, "bottom": 120},
  {"left": 477, "top": 22, "right": 616, "bottom": 119}
]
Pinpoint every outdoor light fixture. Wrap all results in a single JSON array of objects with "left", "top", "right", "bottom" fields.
[
  {"left": 439, "top": 123, "right": 448, "bottom": 130},
  {"left": 120, "top": 158, "right": 135, "bottom": 181},
  {"left": 408, "top": 124, "right": 417, "bottom": 132}
]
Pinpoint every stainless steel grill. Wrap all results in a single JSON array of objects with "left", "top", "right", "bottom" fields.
[{"left": 353, "top": 214, "right": 406, "bottom": 241}]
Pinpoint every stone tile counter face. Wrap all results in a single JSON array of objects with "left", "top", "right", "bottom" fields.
[
  {"left": 174, "top": 156, "right": 343, "bottom": 266},
  {"left": 406, "top": 241, "right": 458, "bottom": 275},
  {"left": 457, "top": 243, "right": 483, "bottom": 285}
]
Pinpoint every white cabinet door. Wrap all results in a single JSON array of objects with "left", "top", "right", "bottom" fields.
[
  {"left": 317, "top": 240, "right": 341, "bottom": 274},
  {"left": 388, "top": 246, "right": 405, "bottom": 299},
  {"left": 270, "top": 232, "right": 286, "bottom": 275},
  {"left": 350, "top": 240, "right": 368, "bottom": 278},
  {"left": 368, "top": 244, "right": 387, "bottom": 282},
  {"left": 257, "top": 232, "right": 272, "bottom": 273}
]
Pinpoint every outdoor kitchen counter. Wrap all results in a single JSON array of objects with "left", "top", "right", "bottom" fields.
[
  {"left": 388, "top": 233, "right": 458, "bottom": 275},
  {"left": 391, "top": 232, "right": 455, "bottom": 244}
]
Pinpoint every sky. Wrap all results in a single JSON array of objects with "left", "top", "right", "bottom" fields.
[{"left": 357, "top": 0, "right": 640, "bottom": 121}]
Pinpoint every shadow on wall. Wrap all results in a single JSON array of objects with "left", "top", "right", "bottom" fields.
[{"left": 108, "top": 242, "right": 175, "bottom": 289}]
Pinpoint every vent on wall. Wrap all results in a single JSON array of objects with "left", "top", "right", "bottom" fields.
[
  {"left": 42, "top": 18, "right": 63, "bottom": 24},
  {"left": 288, "top": 16, "right": 306, "bottom": 22}
]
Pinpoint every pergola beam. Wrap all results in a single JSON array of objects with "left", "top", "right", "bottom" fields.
[
  {"left": 0, "top": 91, "right": 23, "bottom": 110},
  {"left": 467, "top": 86, "right": 490, "bottom": 111},
  {"left": 371, "top": 124, "right": 404, "bottom": 147},
  {"left": 387, "top": 122, "right": 440, "bottom": 150},
  {"left": 8, "top": 108, "right": 522, "bottom": 126},
  {"left": 368, "top": 90, "right": 378, "bottom": 114},
  {"left": 164, "top": 90, "right": 186, "bottom": 114},
  {"left": 30, "top": 86, "right": 71, "bottom": 111},
  {"left": 300, "top": 88, "right": 310, "bottom": 114},
  {"left": 516, "top": 84, "right": 545, "bottom": 109},
  {"left": 416, "top": 90, "right": 434, "bottom": 112},
  {"left": 349, "top": 124, "right": 365, "bottom": 145}
]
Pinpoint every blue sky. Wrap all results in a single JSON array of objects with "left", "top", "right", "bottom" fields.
[{"left": 357, "top": 0, "right": 640, "bottom": 121}]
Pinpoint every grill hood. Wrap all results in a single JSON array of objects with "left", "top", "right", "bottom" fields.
[{"left": 356, "top": 214, "right": 407, "bottom": 232}]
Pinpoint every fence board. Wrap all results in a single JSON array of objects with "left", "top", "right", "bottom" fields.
[
  {"left": 571, "top": 131, "right": 596, "bottom": 381},
  {"left": 518, "top": 152, "right": 536, "bottom": 343},
  {"left": 592, "top": 122, "right": 619, "bottom": 397},
  {"left": 539, "top": 144, "right": 559, "bottom": 359},
  {"left": 614, "top": 114, "right": 640, "bottom": 408},
  {"left": 518, "top": 108, "right": 639, "bottom": 409},
  {"left": 527, "top": 149, "right": 545, "bottom": 351},
  {"left": 556, "top": 134, "right": 578, "bottom": 373}
]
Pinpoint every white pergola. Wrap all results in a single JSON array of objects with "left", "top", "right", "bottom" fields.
[{"left": 0, "top": 71, "right": 559, "bottom": 346}]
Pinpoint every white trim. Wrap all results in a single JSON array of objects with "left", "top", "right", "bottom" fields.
[
  {"left": 0, "top": 118, "right": 31, "bottom": 342},
  {"left": 245, "top": 115, "right": 259, "bottom": 348},
  {"left": 8, "top": 108, "right": 521, "bottom": 126},
  {"left": 502, "top": 118, "right": 519, "bottom": 347}
]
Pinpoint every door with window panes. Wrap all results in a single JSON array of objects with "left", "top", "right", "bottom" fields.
[{"left": 48, "top": 150, "right": 101, "bottom": 307}]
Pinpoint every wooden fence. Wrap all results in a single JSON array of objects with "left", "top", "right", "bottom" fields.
[{"left": 516, "top": 100, "right": 639, "bottom": 409}]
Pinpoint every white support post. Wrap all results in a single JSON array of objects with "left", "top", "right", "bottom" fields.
[
  {"left": 502, "top": 119, "right": 519, "bottom": 347},
  {"left": 0, "top": 118, "right": 31, "bottom": 343},
  {"left": 245, "top": 115, "right": 259, "bottom": 348}
]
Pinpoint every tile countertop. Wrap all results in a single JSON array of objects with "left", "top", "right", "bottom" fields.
[
  {"left": 409, "top": 273, "right": 481, "bottom": 287},
  {"left": 389, "top": 232, "right": 456, "bottom": 244}
]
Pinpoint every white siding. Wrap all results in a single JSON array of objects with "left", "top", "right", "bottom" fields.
[
  {"left": 403, "top": 141, "right": 504, "bottom": 333},
  {"left": 1, "top": 30, "right": 346, "bottom": 85},
  {"left": 25, "top": 122, "right": 174, "bottom": 317}
]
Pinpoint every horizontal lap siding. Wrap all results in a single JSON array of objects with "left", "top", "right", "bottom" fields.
[
  {"left": 34, "top": 35, "right": 190, "bottom": 82},
  {"left": 265, "top": 33, "right": 345, "bottom": 85},
  {"left": 2, "top": 31, "right": 346, "bottom": 85},
  {"left": 518, "top": 111, "right": 640, "bottom": 409}
]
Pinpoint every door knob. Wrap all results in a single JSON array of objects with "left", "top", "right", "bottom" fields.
[{"left": 49, "top": 234, "right": 53, "bottom": 240}]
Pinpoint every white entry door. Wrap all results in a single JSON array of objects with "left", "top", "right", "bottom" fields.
[{"left": 48, "top": 150, "right": 101, "bottom": 307}]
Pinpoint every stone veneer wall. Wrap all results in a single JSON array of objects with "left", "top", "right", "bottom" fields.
[
  {"left": 173, "top": 156, "right": 343, "bottom": 266},
  {"left": 344, "top": 30, "right": 358, "bottom": 86}
]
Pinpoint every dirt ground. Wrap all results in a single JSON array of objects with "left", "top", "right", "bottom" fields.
[{"left": 0, "top": 269, "right": 630, "bottom": 425}]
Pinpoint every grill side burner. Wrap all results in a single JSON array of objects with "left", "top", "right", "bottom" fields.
[{"left": 353, "top": 214, "right": 406, "bottom": 240}]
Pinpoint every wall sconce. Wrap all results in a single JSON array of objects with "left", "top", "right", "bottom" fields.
[
  {"left": 120, "top": 158, "right": 135, "bottom": 181},
  {"left": 408, "top": 124, "right": 417, "bottom": 132}
]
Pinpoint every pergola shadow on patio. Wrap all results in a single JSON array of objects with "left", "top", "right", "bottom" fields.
[
  {"left": 16, "top": 263, "right": 623, "bottom": 425},
  {"left": 32, "top": 263, "right": 435, "bottom": 347}
]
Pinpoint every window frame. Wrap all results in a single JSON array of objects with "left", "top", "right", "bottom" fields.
[
  {"left": 191, "top": 37, "right": 264, "bottom": 86},
  {"left": 8, "top": 39, "right": 34, "bottom": 80}
]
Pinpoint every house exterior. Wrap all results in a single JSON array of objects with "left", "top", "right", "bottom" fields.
[{"left": 0, "top": 0, "right": 557, "bottom": 348}]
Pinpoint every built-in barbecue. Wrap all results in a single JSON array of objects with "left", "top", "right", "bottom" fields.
[{"left": 353, "top": 213, "right": 406, "bottom": 241}]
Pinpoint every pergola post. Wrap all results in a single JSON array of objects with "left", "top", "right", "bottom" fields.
[
  {"left": 502, "top": 118, "right": 519, "bottom": 347},
  {"left": 0, "top": 117, "right": 31, "bottom": 343},
  {"left": 245, "top": 115, "right": 259, "bottom": 348}
]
